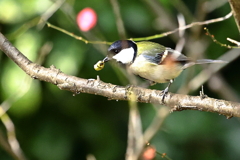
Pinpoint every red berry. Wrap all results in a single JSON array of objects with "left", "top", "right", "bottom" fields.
[{"left": 77, "top": 8, "right": 97, "bottom": 32}]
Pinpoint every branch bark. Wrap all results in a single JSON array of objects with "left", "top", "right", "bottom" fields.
[
  {"left": 0, "top": 32, "right": 240, "bottom": 118},
  {"left": 229, "top": 0, "right": 240, "bottom": 32}
]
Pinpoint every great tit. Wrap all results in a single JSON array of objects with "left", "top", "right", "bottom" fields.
[{"left": 94, "top": 40, "right": 226, "bottom": 97}]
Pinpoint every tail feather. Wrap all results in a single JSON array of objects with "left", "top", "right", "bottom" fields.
[
  {"left": 182, "top": 59, "right": 227, "bottom": 69},
  {"left": 195, "top": 59, "right": 227, "bottom": 64}
]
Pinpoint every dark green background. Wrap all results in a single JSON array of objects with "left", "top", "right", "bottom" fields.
[{"left": 0, "top": 0, "right": 240, "bottom": 160}]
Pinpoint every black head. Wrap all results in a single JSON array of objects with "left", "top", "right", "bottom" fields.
[{"left": 107, "top": 40, "right": 137, "bottom": 64}]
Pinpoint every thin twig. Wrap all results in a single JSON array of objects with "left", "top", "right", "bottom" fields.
[
  {"left": 187, "top": 48, "right": 240, "bottom": 93},
  {"left": 229, "top": 0, "right": 240, "bottom": 32},
  {"left": 46, "top": 22, "right": 112, "bottom": 45},
  {"left": 227, "top": 37, "right": 240, "bottom": 46},
  {"left": 203, "top": 0, "right": 228, "bottom": 13},
  {"left": 0, "top": 39, "right": 52, "bottom": 160},
  {"left": 175, "top": 13, "right": 186, "bottom": 52},
  {"left": 204, "top": 27, "right": 240, "bottom": 48},
  {"left": 143, "top": 0, "right": 177, "bottom": 32},
  {"left": 0, "top": 110, "right": 26, "bottom": 160},
  {"left": 38, "top": 0, "right": 66, "bottom": 29},
  {"left": 207, "top": 73, "right": 240, "bottom": 102},
  {"left": 170, "top": 0, "right": 194, "bottom": 22},
  {"left": 143, "top": 107, "right": 169, "bottom": 145},
  {"left": 0, "top": 130, "right": 20, "bottom": 160},
  {"left": 0, "top": 77, "right": 32, "bottom": 117},
  {"left": 7, "top": 17, "right": 40, "bottom": 40},
  {"left": 131, "top": 12, "right": 232, "bottom": 41},
  {"left": 125, "top": 75, "right": 144, "bottom": 160},
  {"left": 126, "top": 97, "right": 144, "bottom": 160},
  {"left": 110, "top": 0, "right": 127, "bottom": 39},
  {"left": 47, "top": 12, "right": 232, "bottom": 44}
]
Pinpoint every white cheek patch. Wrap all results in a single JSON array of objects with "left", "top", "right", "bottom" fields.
[{"left": 112, "top": 47, "right": 134, "bottom": 64}]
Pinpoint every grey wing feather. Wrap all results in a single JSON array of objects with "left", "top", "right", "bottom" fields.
[
  {"left": 142, "top": 51, "right": 164, "bottom": 64},
  {"left": 147, "top": 48, "right": 192, "bottom": 65}
]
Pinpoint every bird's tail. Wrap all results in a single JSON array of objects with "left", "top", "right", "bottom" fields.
[
  {"left": 182, "top": 59, "right": 227, "bottom": 69},
  {"left": 195, "top": 59, "right": 227, "bottom": 64}
]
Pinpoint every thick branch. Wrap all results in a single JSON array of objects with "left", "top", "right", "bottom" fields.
[
  {"left": 229, "top": 0, "right": 240, "bottom": 32},
  {"left": 0, "top": 32, "right": 240, "bottom": 118}
]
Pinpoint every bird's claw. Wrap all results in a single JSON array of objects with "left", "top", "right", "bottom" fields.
[{"left": 160, "top": 87, "right": 169, "bottom": 103}]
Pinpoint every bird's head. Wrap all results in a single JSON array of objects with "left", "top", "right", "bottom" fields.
[{"left": 104, "top": 40, "right": 137, "bottom": 65}]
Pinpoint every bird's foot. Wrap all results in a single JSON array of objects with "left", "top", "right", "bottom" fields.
[
  {"left": 160, "top": 87, "right": 169, "bottom": 104},
  {"left": 160, "top": 80, "right": 173, "bottom": 103},
  {"left": 200, "top": 85, "right": 208, "bottom": 99}
]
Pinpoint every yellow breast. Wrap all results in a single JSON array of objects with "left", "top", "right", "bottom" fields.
[{"left": 129, "top": 55, "right": 183, "bottom": 83}]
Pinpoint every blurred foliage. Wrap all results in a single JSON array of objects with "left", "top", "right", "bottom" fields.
[{"left": 0, "top": 0, "right": 240, "bottom": 160}]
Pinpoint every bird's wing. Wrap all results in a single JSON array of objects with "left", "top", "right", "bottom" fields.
[
  {"left": 141, "top": 47, "right": 192, "bottom": 65},
  {"left": 160, "top": 48, "right": 192, "bottom": 65},
  {"left": 136, "top": 41, "right": 166, "bottom": 65},
  {"left": 136, "top": 41, "right": 192, "bottom": 65},
  {"left": 141, "top": 50, "right": 164, "bottom": 65}
]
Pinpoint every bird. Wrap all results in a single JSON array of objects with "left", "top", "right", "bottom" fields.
[{"left": 94, "top": 40, "right": 226, "bottom": 100}]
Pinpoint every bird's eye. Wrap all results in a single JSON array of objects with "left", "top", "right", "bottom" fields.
[
  {"left": 113, "top": 49, "right": 119, "bottom": 53},
  {"left": 109, "top": 48, "right": 121, "bottom": 55}
]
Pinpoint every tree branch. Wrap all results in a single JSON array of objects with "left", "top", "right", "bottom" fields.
[
  {"left": 0, "top": 32, "right": 240, "bottom": 118},
  {"left": 229, "top": 0, "right": 240, "bottom": 32}
]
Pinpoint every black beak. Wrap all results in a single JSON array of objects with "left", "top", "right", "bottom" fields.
[{"left": 103, "top": 56, "right": 111, "bottom": 63}]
